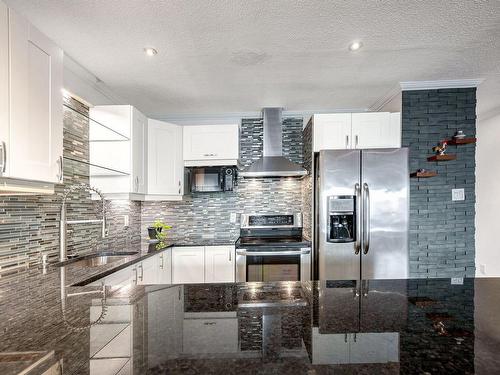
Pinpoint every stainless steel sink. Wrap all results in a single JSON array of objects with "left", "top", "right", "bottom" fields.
[{"left": 54, "top": 251, "right": 138, "bottom": 267}]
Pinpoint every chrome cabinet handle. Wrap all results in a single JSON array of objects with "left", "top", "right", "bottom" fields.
[
  {"left": 345, "top": 135, "right": 349, "bottom": 148},
  {"left": 133, "top": 268, "right": 138, "bottom": 285},
  {"left": 204, "top": 322, "right": 216, "bottom": 326},
  {"left": 178, "top": 287, "right": 181, "bottom": 300},
  {"left": 138, "top": 264, "right": 144, "bottom": 281},
  {"left": 355, "top": 135, "right": 359, "bottom": 148},
  {"left": 354, "top": 183, "right": 361, "bottom": 255},
  {"left": 362, "top": 183, "right": 370, "bottom": 254},
  {"left": 57, "top": 156, "right": 63, "bottom": 182},
  {"left": 203, "top": 153, "right": 217, "bottom": 157},
  {"left": 178, "top": 180, "right": 181, "bottom": 194},
  {"left": 159, "top": 254, "right": 164, "bottom": 269},
  {"left": 0, "top": 141, "right": 6, "bottom": 174},
  {"left": 229, "top": 248, "right": 231, "bottom": 262},
  {"left": 135, "top": 176, "right": 139, "bottom": 192}
]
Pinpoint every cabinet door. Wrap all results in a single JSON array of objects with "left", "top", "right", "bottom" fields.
[
  {"left": 138, "top": 255, "right": 158, "bottom": 285},
  {"left": 0, "top": 2, "right": 7, "bottom": 177},
  {"left": 183, "top": 124, "right": 239, "bottom": 162},
  {"left": 172, "top": 247, "right": 204, "bottom": 284},
  {"left": 148, "top": 119, "right": 183, "bottom": 195},
  {"left": 158, "top": 249, "right": 172, "bottom": 284},
  {"left": 351, "top": 112, "right": 399, "bottom": 149},
  {"left": 8, "top": 9, "right": 63, "bottom": 183},
  {"left": 131, "top": 108, "right": 147, "bottom": 193},
  {"left": 313, "top": 114, "right": 352, "bottom": 151},
  {"left": 205, "top": 246, "right": 235, "bottom": 283}
]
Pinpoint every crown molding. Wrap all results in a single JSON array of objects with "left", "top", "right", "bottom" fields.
[
  {"left": 400, "top": 79, "right": 484, "bottom": 91},
  {"left": 368, "top": 85, "right": 401, "bottom": 111},
  {"left": 155, "top": 108, "right": 369, "bottom": 125}
]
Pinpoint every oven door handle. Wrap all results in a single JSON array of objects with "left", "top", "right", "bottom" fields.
[{"left": 236, "top": 249, "right": 311, "bottom": 256}]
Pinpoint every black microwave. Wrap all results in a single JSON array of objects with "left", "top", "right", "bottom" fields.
[{"left": 186, "top": 166, "right": 237, "bottom": 193}]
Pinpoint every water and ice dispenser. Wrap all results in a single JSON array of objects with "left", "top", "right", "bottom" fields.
[{"left": 327, "top": 195, "right": 356, "bottom": 243}]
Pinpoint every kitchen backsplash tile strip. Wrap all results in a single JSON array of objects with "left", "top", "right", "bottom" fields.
[
  {"left": 301, "top": 121, "right": 313, "bottom": 240},
  {"left": 402, "top": 88, "right": 476, "bottom": 278},
  {"left": 141, "top": 118, "right": 304, "bottom": 242},
  {"left": 0, "top": 95, "right": 140, "bottom": 276}
]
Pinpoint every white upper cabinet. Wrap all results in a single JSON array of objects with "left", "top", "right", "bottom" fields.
[
  {"left": 313, "top": 114, "right": 352, "bottom": 152},
  {"left": 0, "top": 6, "right": 63, "bottom": 185},
  {"left": 311, "top": 112, "right": 401, "bottom": 151},
  {"left": 183, "top": 124, "right": 239, "bottom": 166},
  {"left": 351, "top": 112, "right": 400, "bottom": 149},
  {"left": 147, "top": 119, "right": 183, "bottom": 200},
  {"left": 89, "top": 105, "right": 147, "bottom": 199},
  {"left": 205, "top": 246, "right": 235, "bottom": 283}
]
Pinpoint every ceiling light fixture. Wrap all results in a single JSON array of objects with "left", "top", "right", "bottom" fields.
[
  {"left": 348, "top": 41, "right": 363, "bottom": 51},
  {"left": 144, "top": 47, "right": 158, "bottom": 56}
]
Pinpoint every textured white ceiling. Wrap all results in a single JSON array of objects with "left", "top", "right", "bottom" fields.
[{"left": 5, "top": 0, "right": 500, "bottom": 118}]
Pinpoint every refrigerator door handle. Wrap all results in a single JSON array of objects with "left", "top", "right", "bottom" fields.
[
  {"left": 363, "top": 183, "right": 370, "bottom": 254},
  {"left": 354, "top": 183, "right": 361, "bottom": 255}
]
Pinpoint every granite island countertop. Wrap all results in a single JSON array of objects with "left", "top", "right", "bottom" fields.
[{"left": 1, "top": 263, "right": 500, "bottom": 375}]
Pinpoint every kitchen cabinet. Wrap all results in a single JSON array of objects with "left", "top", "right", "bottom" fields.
[
  {"left": 312, "top": 114, "right": 352, "bottom": 151},
  {"left": 0, "top": 6, "right": 63, "bottom": 188},
  {"left": 89, "top": 105, "right": 147, "bottom": 200},
  {"left": 205, "top": 246, "right": 235, "bottom": 283},
  {"left": 135, "top": 255, "right": 158, "bottom": 285},
  {"left": 172, "top": 247, "right": 205, "bottom": 284},
  {"left": 351, "top": 112, "right": 400, "bottom": 149},
  {"left": 311, "top": 112, "right": 400, "bottom": 152},
  {"left": 183, "top": 124, "right": 239, "bottom": 166},
  {"left": 147, "top": 119, "right": 184, "bottom": 201}
]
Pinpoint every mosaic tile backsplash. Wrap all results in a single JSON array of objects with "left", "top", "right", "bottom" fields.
[
  {"left": 141, "top": 117, "right": 305, "bottom": 243},
  {"left": 0, "top": 96, "right": 141, "bottom": 276}
]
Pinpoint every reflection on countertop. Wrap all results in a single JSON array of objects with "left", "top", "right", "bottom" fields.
[{"left": 1, "top": 272, "right": 500, "bottom": 374}]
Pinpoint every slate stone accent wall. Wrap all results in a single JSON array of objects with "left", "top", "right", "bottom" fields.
[
  {"left": 402, "top": 88, "right": 476, "bottom": 278},
  {"left": 141, "top": 118, "right": 304, "bottom": 243},
  {"left": 0, "top": 96, "right": 140, "bottom": 276}
]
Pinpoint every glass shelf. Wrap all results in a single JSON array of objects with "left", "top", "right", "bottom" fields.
[
  {"left": 64, "top": 156, "right": 130, "bottom": 177},
  {"left": 63, "top": 104, "right": 130, "bottom": 142}
]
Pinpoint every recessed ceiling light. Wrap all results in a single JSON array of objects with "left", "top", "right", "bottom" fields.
[
  {"left": 348, "top": 41, "right": 363, "bottom": 51},
  {"left": 144, "top": 47, "right": 158, "bottom": 56}
]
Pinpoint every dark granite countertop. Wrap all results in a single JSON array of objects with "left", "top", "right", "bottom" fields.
[{"left": 1, "top": 267, "right": 500, "bottom": 374}]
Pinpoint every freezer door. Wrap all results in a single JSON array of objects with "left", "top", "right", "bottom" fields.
[
  {"left": 318, "top": 150, "right": 361, "bottom": 280},
  {"left": 361, "top": 148, "right": 409, "bottom": 279}
]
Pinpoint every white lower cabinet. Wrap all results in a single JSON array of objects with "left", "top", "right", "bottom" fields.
[
  {"left": 172, "top": 247, "right": 205, "bottom": 284},
  {"left": 136, "top": 255, "right": 158, "bottom": 285},
  {"left": 157, "top": 249, "right": 172, "bottom": 284},
  {"left": 205, "top": 246, "right": 235, "bottom": 283}
]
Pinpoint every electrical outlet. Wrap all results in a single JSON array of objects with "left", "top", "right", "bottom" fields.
[
  {"left": 452, "top": 188, "right": 465, "bottom": 201},
  {"left": 123, "top": 215, "right": 129, "bottom": 228},
  {"left": 230, "top": 213, "right": 237, "bottom": 223},
  {"left": 451, "top": 277, "right": 464, "bottom": 285}
]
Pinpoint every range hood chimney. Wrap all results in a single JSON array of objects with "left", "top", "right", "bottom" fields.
[{"left": 240, "top": 108, "right": 308, "bottom": 178}]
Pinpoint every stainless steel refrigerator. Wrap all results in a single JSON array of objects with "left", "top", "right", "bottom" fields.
[{"left": 314, "top": 148, "right": 409, "bottom": 280}]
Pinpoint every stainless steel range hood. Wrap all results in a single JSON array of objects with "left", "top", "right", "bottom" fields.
[{"left": 240, "top": 108, "right": 307, "bottom": 178}]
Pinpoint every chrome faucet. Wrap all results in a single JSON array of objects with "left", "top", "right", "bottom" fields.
[{"left": 60, "top": 183, "right": 108, "bottom": 261}]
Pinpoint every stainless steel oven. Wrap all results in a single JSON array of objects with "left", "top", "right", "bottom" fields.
[{"left": 235, "top": 213, "right": 311, "bottom": 282}]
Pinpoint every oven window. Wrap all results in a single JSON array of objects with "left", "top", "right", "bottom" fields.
[{"left": 246, "top": 255, "right": 300, "bottom": 282}]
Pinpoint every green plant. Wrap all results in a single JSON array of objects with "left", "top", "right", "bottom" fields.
[{"left": 152, "top": 219, "right": 172, "bottom": 242}]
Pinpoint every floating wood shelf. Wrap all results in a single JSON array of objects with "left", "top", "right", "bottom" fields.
[
  {"left": 410, "top": 170, "right": 437, "bottom": 178},
  {"left": 427, "top": 154, "right": 456, "bottom": 162},
  {"left": 447, "top": 137, "right": 477, "bottom": 145}
]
